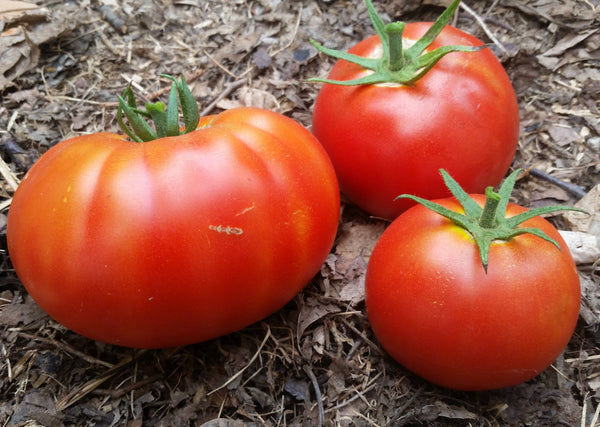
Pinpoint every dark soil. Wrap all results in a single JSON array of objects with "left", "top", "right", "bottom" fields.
[{"left": 1, "top": 0, "right": 599, "bottom": 426}]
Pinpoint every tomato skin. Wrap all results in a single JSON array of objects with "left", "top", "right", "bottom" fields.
[
  {"left": 312, "top": 23, "right": 519, "bottom": 220},
  {"left": 365, "top": 195, "right": 581, "bottom": 390},
  {"left": 7, "top": 107, "right": 340, "bottom": 349}
]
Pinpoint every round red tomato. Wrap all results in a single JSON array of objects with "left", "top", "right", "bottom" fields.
[
  {"left": 312, "top": 23, "right": 519, "bottom": 220},
  {"left": 365, "top": 195, "right": 581, "bottom": 390},
  {"left": 7, "top": 107, "right": 340, "bottom": 349}
]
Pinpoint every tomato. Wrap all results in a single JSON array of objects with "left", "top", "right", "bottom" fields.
[
  {"left": 311, "top": 0, "right": 519, "bottom": 220},
  {"left": 365, "top": 171, "right": 581, "bottom": 390},
  {"left": 7, "top": 105, "right": 340, "bottom": 349}
]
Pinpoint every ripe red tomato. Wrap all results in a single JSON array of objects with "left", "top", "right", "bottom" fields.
[
  {"left": 7, "top": 107, "right": 340, "bottom": 349},
  {"left": 312, "top": 22, "right": 519, "bottom": 220},
  {"left": 365, "top": 195, "right": 581, "bottom": 390}
]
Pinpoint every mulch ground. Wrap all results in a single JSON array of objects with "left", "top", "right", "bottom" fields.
[{"left": 0, "top": 0, "right": 599, "bottom": 425}]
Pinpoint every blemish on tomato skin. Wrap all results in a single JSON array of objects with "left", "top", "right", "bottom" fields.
[
  {"left": 209, "top": 225, "right": 243, "bottom": 235},
  {"left": 62, "top": 185, "right": 72, "bottom": 203},
  {"left": 236, "top": 204, "right": 255, "bottom": 216}
]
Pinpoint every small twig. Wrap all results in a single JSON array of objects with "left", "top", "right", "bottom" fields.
[
  {"left": 16, "top": 332, "right": 115, "bottom": 368},
  {"left": 147, "top": 69, "right": 206, "bottom": 102},
  {"left": 590, "top": 401, "right": 600, "bottom": 427},
  {"left": 99, "top": 5, "right": 128, "bottom": 34},
  {"left": 55, "top": 355, "right": 141, "bottom": 411},
  {"left": 95, "top": 374, "right": 162, "bottom": 399},
  {"left": 325, "top": 374, "right": 381, "bottom": 413},
  {"left": 97, "top": 24, "right": 123, "bottom": 57},
  {"left": 39, "top": 95, "right": 117, "bottom": 108},
  {"left": 203, "top": 50, "right": 244, "bottom": 80},
  {"left": 7, "top": 110, "right": 18, "bottom": 132},
  {"left": 207, "top": 327, "right": 271, "bottom": 396},
  {"left": 199, "top": 79, "right": 247, "bottom": 117},
  {"left": 0, "top": 154, "right": 20, "bottom": 192},
  {"left": 390, "top": 384, "right": 427, "bottom": 424},
  {"left": 550, "top": 363, "right": 575, "bottom": 383},
  {"left": 270, "top": 4, "right": 302, "bottom": 57},
  {"left": 565, "top": 354, "right": 600, "bottom": 364},
  {"left": 528, "top": 168, "right": 587, "bottom": 199},
  {"left": 352, "top": 410, "right": 381, "bottom": 427},
  {"left": 340, "top": 317, "right": 383, "bottom": 355},
  {"left": 303, "top": 364, "right": 324, "bottom": 427},
  {"left": 460, "top": 1, "right": 508, "bottom": 56},
  {"left": 0, "top": 198, "right": 13, "bottom": 212}
]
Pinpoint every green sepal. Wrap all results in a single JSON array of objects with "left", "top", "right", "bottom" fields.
[
  {"left": 439, "top": 169, "right": 481, "bottom": 217},
  {"left": 308, "top": 40, "right": 379, "bottom": 72},
  {"left": 161, "top": 74, "right": 199, "bottom": 134},
  {"left": 147, "top": 101, "right": 174, "bottom": 139},
  {"left": 396, "top": 169, "right": 587, "bottom": 273},
  {"left": 117, "top": 96, "right": 142, "bottom": 143},
  {"left": 117, "top": 87, "right": 157, "bottom": 142},
  {"left": 117, "top": 75, "right": 200, "bottom": 142},
  {"left": 165, "top": 83, "right": 181, "bottom": 137},
  {"left": 366, "top": 0, "right": 387, "bottom": 48},
  {"left": 410, "top": 0, "right": 461, "bottom": 54},
  {"left": 309, "top": 0, "right": 482, "bottom": 86}
]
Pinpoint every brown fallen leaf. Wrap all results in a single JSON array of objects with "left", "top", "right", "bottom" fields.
[
  {"left": 0, "top": 295, "right": 48, "bottom": 326},
  {"left": 564, "top": 184, "right": 600, "bottom": 237},
  {"left": 0, "top": 2, "right": 78, "bottom": 90},
  {"left": 0, "top": 0, "right": 39, "bottom": 17},
  {"left": 558, "top": 230, "right": 600, "bottom": 265}
]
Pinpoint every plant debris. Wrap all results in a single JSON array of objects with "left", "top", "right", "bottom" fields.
[{"left": 0, "top": 0, "right": 599, "bottom": 425}]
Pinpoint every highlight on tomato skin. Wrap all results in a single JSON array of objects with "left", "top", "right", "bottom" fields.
[
  {"left": 364, "top": 170, "right": 582, "bottom": 391},
  {"left": 309, "top": 0, "right": 520, "bottom": 220},
  {"left": 6, "top": 76, "right": 341, "bottom": 349}
]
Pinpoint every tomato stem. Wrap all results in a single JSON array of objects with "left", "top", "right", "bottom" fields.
[
  {"left": 478, "top": 187, "right": 501, "bottom": 229},
  {"left": 308, "top": 0, "right": 482, "bottom": 86},
  {"left": 117, "top": 75, "right": 199, "bottom": 142},
  {"left": 386, "top": 22, "right": 406, "bottom": 72},
  {"left": 396, "top": 169, "right": 586, "bottom": 272}
]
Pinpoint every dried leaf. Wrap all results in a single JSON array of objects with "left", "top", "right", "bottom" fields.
[
  {"left": 8, "top": 390, "right": 62, "bottom": 427},
  {"left": 564, "top": 184, "right": 600, "bottom": 237},
  {"left": 0, "top": 26, "right": 39, "bottom": 90},
  {"left": 580, "top": 275, "right": 600, "bottom": 329},
  {"left": 297, "top": 296, "right": 341, "bottom": 341},
  {"left": 0, "top": 3, "right": 79, "bottom": 90},
  {"left": 199, "top": 420, "right": 247, "bottom": 427},
  {"left": 541, "top": 29, "right": 598, "bottom": 57},
  {"left": 420, "top": 400, "right": 479, "bottom": 422},
  {"left": 284, "top": 377, "right": 310, "bottom": 402},
  {"left": 0, "top": 295, "right": 47, "bottom": 326},
  {"left": 547, "top": 123, "right": 581, "bottom": 146},
  {"left": 558, "top": 230, "right": 600, "bottom": 265},
  {"left": 337, "top": 274, "right": 365, "bottom": 306},
  {"left": 252, "top": 48, "right": 272, "bottom": 69},
  {"left": 0, "top": 0, "right": 40, "bottom": 20},
  {"left": 335, "top": 222, "right": 386, "bottom": 259},
  {"left": 216, "top": 86, "right": 279, "bottom": 111}
]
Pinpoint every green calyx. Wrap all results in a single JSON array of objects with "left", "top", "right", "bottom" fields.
[
  {"left": 397, "top": 169, "right": 585, "bottom": 273},
  {"left": 117, "top": 74, "right": 199, "bottom": 142},
  {"left": 308, "top": 0, "right": 481, "bottom": 86}
]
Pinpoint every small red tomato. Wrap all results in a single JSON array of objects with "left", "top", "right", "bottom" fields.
[
  {"left": 365, "top": 170, "right": 581, "bottom": 390},
  {"left": 311, "top": 0, "right": 519, "bottom": 220},
  {"left": 7, "top": 78, "right": 340, "bottom": 349}
]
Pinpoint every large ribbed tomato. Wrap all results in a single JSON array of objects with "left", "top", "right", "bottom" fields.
[
  {"left": 7, "top": 104, "right": 340, "bottom": 349},
  {"left": 311, "top": 0, "right": 519, "bottom": 220}
]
